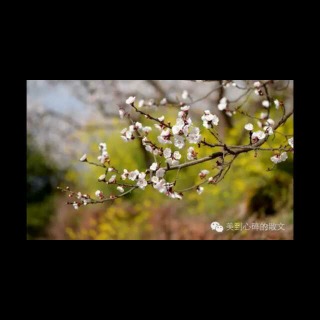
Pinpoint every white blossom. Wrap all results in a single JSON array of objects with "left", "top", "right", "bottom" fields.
[
  {"left": 154, "top": 179, "right": 166, "bottom": 193},
  {"left": 245, "top": 124, "right": 254, "bottom": 131},
  {"left": 99, "top": 143, "right": 107, "bottom": 152},
  {"left": 160, "top": 98, "right": 167, "bottom": 105},
  {"left": 264, "top": 126, "right": 274, "bottom": 136},
  {"left": 178, "top": 111, "right": 184, "bottom": 118},
  {"left": 197, "top": 187, "right": 204, "bottom": 195},
  {"left": 288, "top": 138, "right": 294, "bottom": 149},
  {"left": 274, "top": 99, "right": 280, "bottom": 109},
  {"left": 187, "top": 127, "right": 201, "bottom": 144},
  {"left": 82, "top": 196, "right": 91, "bottom": 206},
  {"left": 202, "top": 111, "right": 215, "bottom": 122},
  {"left": 158, "top": 128, "right": 172, "bottom": 145},
  {"left": 150, "top": 163, "right": 158, "bottom": 171},
  {"left": 267, "top": 119, "right": 275, "bottom": 126},
  {"left": 280, "top": 152, "right": 288, "bottom": 162},
  {"left": 164, "top": 148, "right": 172, "bottom": 159},
  {"left": 181, "top": 105, "right": 190, "bottom": 112},
  {"left": 252, "top": 131, "right": 266, "bottom": 141},
  {"left": 185, "top": 117, "right": 192, "bottom": 128},
  {"left": 98, "top": 151, "right": 109, "bottom": 164},
  {"left": 158, "top": 136, "right": 168, "bottom": 144},
  {"left": 138, "top": 100, "right": 145, "bottom": 108},
  {"left": 117, "top": 186, "right": 124, "bottom": 193},
  {"left": 143, "top": 126, "right": 152, "bottom": 134},
  {"left": 134, "top": 122, "right": 143, "bottom": 130},
  {"left": 208, "top": 177, "right": 215, "bottom": 184},
  {"left": 254, "top": 81, "right": 261, "bottom": 88},
  {"left": 98, "top": 174, "right": 106, "bottom": 182},
  {"left": 73, "top": 202, "right": 79, "bottom": 210},
  {"left": 172, "top": 125, "right": 183, "bottom": 135},
  {"left": 109, "top": 175, "right": 117, "bottom": 183},
  {"left": 263, "top": 119, "right": 275, "bottom": 136},
  {"left": 199, "top": 170, "right": 209, "bottom": 179},
  {"left": 172, "top": 118, "right": 185, "bottom": 135},
  {"left": 156, "top": 168, "right": 166, "bottom": 178},
  {"left": 121, "top": 169, "right": 129, "bottom": 181},
  {"left": 175, "top": 118, "right": 185, "bottom": 128},
  {"left": 151, "top": 176, "right": 159, "bottom": 184},
  {"left": 183, "top": 125, "right": 189, "bottom": 137},
  {"left": 174, "top": 135, "right": 185, "bottom": 149},
  {"left": 271, "top": 155, "right": 281, "bottom": 164},
  {"left": 80, "top": 154, "right": 87, "bottom": 162},
  {"left": 202, "top": 111, "right": 219, "bottom": 128},
  {"left": 129, "top": 170, "right": 140, "bottom": 181},
  {"left": 262, "top": 100, "right": 270, "bottom": 108},
  {"left": 173, "top": 151, "right": 181, "bottom": 160},
  {"left": 139, "top": 172, "right": 146, "bottom": 180},
  {"left": 119, "top": 108, "right": 126, "bottom": 119},
  {"left": 166, "top": 158, "right": 179, "bottom": 167},
  {"left": 137, "top": 178, "right": 148, "bottom": 190},
  {"left": 172, "top": 192, "right": 183, "bottom": 200},
  {"left": 126, "top": 96, "right": 136, "bottom": 105},
  {"left": 144, "top": 145, "right": 152, "bottom": 153},
  {"left": 271, "top": 152, "right": 288, "bottom": 164},
  {"left": 187, "top": 147, "right": 197, "bottom": 161},
  {"left": 182, "top": 90, "right": 189, "bottom": 100},
  {"left": 121, "top": 128, "right": 134, "bottom": 142},
  {"left": 218, "top": 97, "right": 228, "bottom": 111},
  {"left": 95, "top": 190, "right": 103, "bottom": 198}
]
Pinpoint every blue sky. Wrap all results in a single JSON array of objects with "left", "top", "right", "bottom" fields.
[{"left": 28, "top": 81, "right": 85, "bottom": 115}]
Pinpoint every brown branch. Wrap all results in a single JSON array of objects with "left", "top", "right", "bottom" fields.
[{"left": 130, "top": 104, "right": 172, "bottom": 129}]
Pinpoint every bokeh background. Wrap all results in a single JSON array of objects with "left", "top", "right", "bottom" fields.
[{"left": 27, "top": 80, "right": 294, "bottom": 240}]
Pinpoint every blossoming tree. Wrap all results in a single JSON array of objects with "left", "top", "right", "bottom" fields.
[{"left": 58, "top": 80, "right": 294, "bottom": 210}]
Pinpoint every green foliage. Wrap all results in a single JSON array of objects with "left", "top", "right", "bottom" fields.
[
  {"left": 63, "top": 109, "right": 293, "bottom": 240},
  {"left": 27, "top": 135, "right": 62, "bottom": 239}
]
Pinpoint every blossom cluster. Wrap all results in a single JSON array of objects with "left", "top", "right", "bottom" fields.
[
  {"left": 156, "top": 106, "right": 202, "bottom": 149},
  {"left": 61, "top": 80, "right": 293, "bottom": 209}
]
